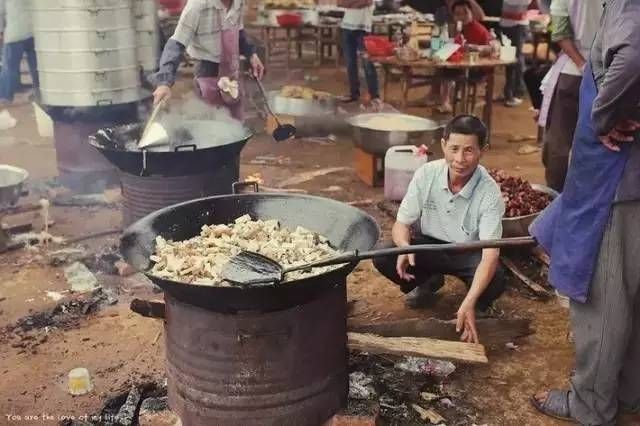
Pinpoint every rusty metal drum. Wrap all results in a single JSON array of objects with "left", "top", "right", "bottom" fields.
[{"left": 164, "top": 281, "right": 348, "bottom": 426}]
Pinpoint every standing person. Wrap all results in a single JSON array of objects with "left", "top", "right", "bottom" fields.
[
  {"left": 540, "top": 0, "right": 603, "bottom": 192},
  {"left": 338, "top": 0, "right": 381, "bottom": 107},
  {"left": 530, "top": 0, "right": 640, "bottom": 424},
  {"left": 500, "top": 0, "right": 538, "bottom": 107},
  {"left": 0, "top": 0, "right": 39, "bottom": 106},
  {"left": 372, "top": 115, "right": 505, "bottom": 344},
  {"left": 151, "top": 0, "right": 265, "bottom": 120}
]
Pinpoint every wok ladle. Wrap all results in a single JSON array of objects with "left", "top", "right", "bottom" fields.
[
  {"left": 222, "top": 236, "right": 537, "bottom": 287},
  {"left": 252, "top": 75, "right": 296, "bottom": 142}
]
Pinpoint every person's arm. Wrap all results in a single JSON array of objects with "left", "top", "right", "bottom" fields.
[
  {"left": 592, "top": 1, "right": 640, "bottom": 136},
  {"left": 239, "top": 30, "right": 256, "bottom": 58},
  {"left": 153, "top": 39, "right": 186, "bottom": 87},
  {"left": 550, "top": 0, "right": 585, "bottom": 69},
  {"left": 153, "top": 1, "right": 201, "bottom": 87},
  {"left": 393, "top": 165, "right": 427, "bottom": 281},
  {"left": 338, "top": 0, "right": 373, "bottom": 9},
  {"left": 456, "top": 190, "right": 505, "bottom": 344},
  {"left": 456, "top": 248, "right": 500, "bottom": 343},
  {"left": 468, "top": 0, "right": 485, "bottom": 22}
]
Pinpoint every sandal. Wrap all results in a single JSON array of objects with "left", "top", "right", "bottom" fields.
[{"left": 530, "top": 389, "right": 577, "bottom": 423}]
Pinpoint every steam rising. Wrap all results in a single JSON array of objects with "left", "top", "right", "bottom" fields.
[{"left": 155, "top": 95, "right": 249, "bottom": 148}]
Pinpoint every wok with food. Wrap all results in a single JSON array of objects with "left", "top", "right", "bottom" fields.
[{"left": 121, "top": 193, "right": 380, "bottom": 312}]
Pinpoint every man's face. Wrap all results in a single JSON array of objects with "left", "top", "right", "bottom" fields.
[
  {"left": 441, "top": 133, "right": 483, "bottom": 182},
  {"left": 452, "top": 5, "right": 472, "bottom": 25}
]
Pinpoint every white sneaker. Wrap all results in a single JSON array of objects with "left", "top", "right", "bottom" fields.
[{"left": 505, "top": 97, "right": 523, "bottom": 107}]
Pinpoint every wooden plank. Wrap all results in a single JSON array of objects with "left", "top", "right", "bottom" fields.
[
  {"left": 348, "top": 317, "right": 533, "bottom": 347},
  {"left": 501, "top": 256, "right": 551, "bottom": 298},
  {"left": 531, "top": 246, "right": 551, "bottom": 267},
  {"left": 347, "top": 332, "right": 488, "bottom": 364}
]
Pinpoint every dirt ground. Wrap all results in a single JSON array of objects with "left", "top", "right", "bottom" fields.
[{"left": 0, "top": 64, "right": 636, "bottom": 426}]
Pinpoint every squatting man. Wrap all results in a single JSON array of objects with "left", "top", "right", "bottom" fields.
[{"left": 374, "top": 115, "right": 505, "bottom": 344}]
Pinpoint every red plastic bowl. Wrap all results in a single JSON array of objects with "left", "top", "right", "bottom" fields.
[
  {"left": 277, "top": 13, "right": 303, "bottom": 27},
  {"left": 364, "top": 36, "right": 395, "bottom": 57},
  {"left": 156, "top": 0, "right": 185, "bottom": 16}
]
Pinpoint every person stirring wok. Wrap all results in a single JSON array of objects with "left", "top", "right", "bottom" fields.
[
  {"left": 150, "top": 0, "right": 265, "bottom": 120},
  {"left": 373, "top": 115, "right": 506, "bottom": 344}
]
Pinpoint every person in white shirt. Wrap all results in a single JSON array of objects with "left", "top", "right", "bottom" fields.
[
  {"left": 373, "top": 115, "right": 506, "bottom": 344},
  {"left": 338, "top": 0, "right": 381, "bottom": 106},
  {"left": 0, "top": 0, "right": 39, "bottom": 105},
  {"left": 151, "top": 0, "right": 264, "bottom": 119},
  {"left": 541, "top": 0, "right": 603, "bottom": 191}
]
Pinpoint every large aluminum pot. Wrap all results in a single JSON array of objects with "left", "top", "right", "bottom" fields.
[
  {"left": 267, "top": 90, "right": 337, "bottom": 116},
  {"left": 346, "top": 113, "right": 445, "bottom": 155},
  {"left": 501, "top": 184, "right": 559, "bottom": 238}
]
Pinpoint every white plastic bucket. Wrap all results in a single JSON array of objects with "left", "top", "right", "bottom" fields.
[{"left": 384, "top": 145, "right": 429, "bottom": 201}]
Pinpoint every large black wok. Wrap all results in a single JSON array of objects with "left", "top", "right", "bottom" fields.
[
  {"left": 89, "top": 122, "right": 252, "bottom": 177},
  {"left": 121, "top": 193, "right": 380, "bottom": 313}
]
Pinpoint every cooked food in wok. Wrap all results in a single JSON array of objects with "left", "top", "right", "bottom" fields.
[{"left": 149, "top": 215, "right": 341, "bottom": 285}]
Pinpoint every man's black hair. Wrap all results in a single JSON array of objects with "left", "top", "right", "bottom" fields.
[
  {"left": 451, "top": 0, "right": 472, "bottom": 12},
  {"left": 443, "top": 114, "right": 488, "bottom": 148}
]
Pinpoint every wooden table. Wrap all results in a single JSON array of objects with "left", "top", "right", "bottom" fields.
[{"left": 370, "top": 56, "right": 516, "bottom": 143}]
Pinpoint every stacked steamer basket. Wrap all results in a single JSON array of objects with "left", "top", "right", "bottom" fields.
[{"left": 31, "top": 0, "right": 147, "bottom": 193}]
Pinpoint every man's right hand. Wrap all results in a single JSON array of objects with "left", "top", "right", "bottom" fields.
[
  {"left": 396, "top": 253, "right": 416, "bottom": 281},
  {"left": 153, "top": 85, "right": 172, "bottom": 106},
  {"left": 599, "top": 119, "right": 640, "bottom": 152}
]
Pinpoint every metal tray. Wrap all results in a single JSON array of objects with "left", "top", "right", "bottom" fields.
[{"left": 267, "top": 90, "right": 337, "bottom": 117}]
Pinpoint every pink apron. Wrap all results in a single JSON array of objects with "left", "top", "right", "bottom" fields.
[{"left": 194, "top": 16, "right": 245, "bottom": 121}]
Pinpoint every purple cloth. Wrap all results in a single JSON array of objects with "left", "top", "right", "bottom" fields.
[{"left": 530, "top": 62, "right": 631, "bottom": 302}]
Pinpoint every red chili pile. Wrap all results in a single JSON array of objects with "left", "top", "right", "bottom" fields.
[{"left": 488, "top": 169, "right": 553, "bottom": 218}]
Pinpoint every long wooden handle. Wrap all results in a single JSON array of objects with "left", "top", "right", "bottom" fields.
[{"left": 285, "top": 236, "right": 537, "bottom": 274}]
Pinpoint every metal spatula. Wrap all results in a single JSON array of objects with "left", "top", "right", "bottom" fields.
[
  {"left": 138, "top": 98, "right": 168, "bottom": 149},
  {"left": 221, "top": 236, "right": 537, "bottom": 287},
  {"left": 252, "top": 76, "right": 296, "bottom": 142}
]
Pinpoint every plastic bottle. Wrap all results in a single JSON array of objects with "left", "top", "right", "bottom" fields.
[{"left": 489, "top": 28, "right": 501, "bottom": 59}]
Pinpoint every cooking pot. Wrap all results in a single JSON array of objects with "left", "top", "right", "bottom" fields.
[
  {"left": 120, "top": 193, "right": 380, "bottom": 312},
  {"left": 346, "top": 113, "right": 445, "bottom": 155},
  {"left": 90, "top": 120, "right": 253, "bottom": 176}
]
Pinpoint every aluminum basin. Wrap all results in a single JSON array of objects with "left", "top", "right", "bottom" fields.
[
  {"left": 0, "top": 165, "right": 28, "bottom": 209},
  {"left": 347, "top": 113, "right": 444, "bottom": 155}
]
